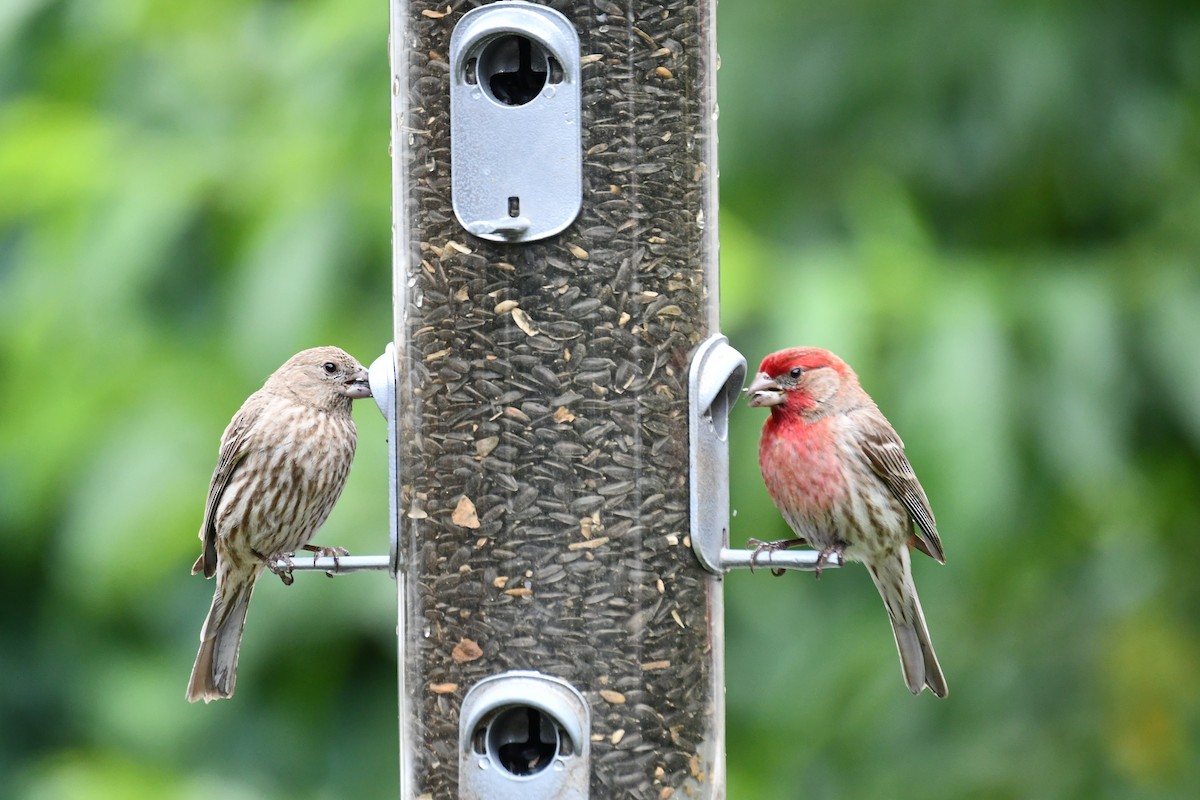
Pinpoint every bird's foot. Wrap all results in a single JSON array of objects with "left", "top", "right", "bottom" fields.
[
  {"left": 813, "top": 542, "right": 846, "bottom": 579},
  {"left": 747, "top": 537, "right": 808, "bottom": 576},
  {"left": 255, "top": 550, "right": 296, "bottom": 586},
  {"left": 302, "top": 544, "right": 349, "bottom": 577}
]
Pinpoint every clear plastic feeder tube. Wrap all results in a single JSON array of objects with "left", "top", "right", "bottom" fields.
[{"left": 388, "top": 1, "right": 723, "bottom": 796}]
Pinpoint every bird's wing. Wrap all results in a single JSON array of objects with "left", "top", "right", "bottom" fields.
[
  {"left": 855, "top": 410, "right": 945, "bottom": 563},
  {"left": 194, "top": 402, "right": 262, "bottom": 577}
]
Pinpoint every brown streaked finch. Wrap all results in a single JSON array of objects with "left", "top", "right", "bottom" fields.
[
  {"left": 746, "top": 347, "right": 948, "bottom": 697},
  {"left": 187, "top": 346, "right": 371, "bottom": 703}
]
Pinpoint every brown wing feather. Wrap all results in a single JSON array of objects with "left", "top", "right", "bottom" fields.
[
  {"left": 193, "top": 401, "right": 262, "bottom": 577},
  {"left": 855, "top": 410, "right": 945, "bottom": 563}
]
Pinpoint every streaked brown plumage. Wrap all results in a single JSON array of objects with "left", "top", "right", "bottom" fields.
[
  {"left": 747, "top": 347, "right": 948, "bottom": 697},
  {"left": 187, "top": 346, "right": 371, "bottom": 703}
]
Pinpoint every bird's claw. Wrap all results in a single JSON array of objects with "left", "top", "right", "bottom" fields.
[
  {"left": 302, "top": 544, "right": 349, "bottom": 577},
  {"left": 747, "top": 537, "right": 805, "bottom": 576},
  {"left": 813, "top": 543, "right": 846, "bottom": 579},
  {"left": 258, "top": 551, "right": 296, "bottom": 585}
]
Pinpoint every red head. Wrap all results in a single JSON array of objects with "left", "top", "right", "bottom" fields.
[{"left": 745, "top": 347, "right": 861, "bottom": 419}]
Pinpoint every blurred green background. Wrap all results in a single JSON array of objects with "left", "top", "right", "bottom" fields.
[{"left": 3, "top": 1, "right": 1198, "bottom": 798}]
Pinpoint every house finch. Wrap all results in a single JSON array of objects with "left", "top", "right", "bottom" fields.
[
  {"left": 746, "top": 347, "right": 948, "bottom": 697},
  {"left": 186, "top": 346, "right": 371, "bottom": 703}
]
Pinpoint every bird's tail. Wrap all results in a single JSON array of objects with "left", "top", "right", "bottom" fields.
[
  {"left": 187, "top": 581, "right": 255, "bottom": 703},
  {"left": 867, "top": 548, "right": 948, "bottom": 698}
]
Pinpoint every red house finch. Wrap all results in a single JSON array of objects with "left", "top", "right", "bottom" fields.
[
  {"left": 187, "top": 346, "right": 371, "bottom": 703},
  {"left": 746, "top": 347, "right": 948, "bottom": 697}
]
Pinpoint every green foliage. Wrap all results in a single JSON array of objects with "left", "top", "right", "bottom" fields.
[
  {"left": 3, "top": 1, "right": 1199, "bottom": 798},
  {"left": 720, "top": 3, "right": 1200, "bottom": 796}
]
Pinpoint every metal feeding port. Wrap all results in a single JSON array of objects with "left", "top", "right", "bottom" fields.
[
  {"left": 459, "top": 671, "right": 591, "bottom": 799},
  {"left": 449, "top": 1, "right": 583, "bottom": 242},
  {"left": 687, "top": 334, "right": 745, "bottom": 573},
  {"left": 368, "top": 343, "right": 402, "bottom": 575},
  {"left": 688, "top": 335, "right": 844, "bottom": 574}
]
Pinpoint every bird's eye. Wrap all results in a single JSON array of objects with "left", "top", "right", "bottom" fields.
[
  {"left": 789, "top": 367, "right": 804, "bottom": 379},
  {"left": 322, "top": 362, "right": 338, "bottom": 375}
]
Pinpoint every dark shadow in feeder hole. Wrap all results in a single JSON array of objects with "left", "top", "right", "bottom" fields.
[
  {"left": 480, "top": 35, "right": 562, "bottom": 106},
  {"left": 475, "top": 705, "right": 567, "bottom": 776}
]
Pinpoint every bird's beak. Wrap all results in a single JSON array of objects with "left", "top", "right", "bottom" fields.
[
  {"left": 343, "top": 368, "right": 372, "bottom": 399},
  {"left": 745, "top": 372, "right": 785, "bottom": 407}
]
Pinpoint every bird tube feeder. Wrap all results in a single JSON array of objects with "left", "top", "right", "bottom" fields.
[{"left": 385, "top": 0, "right": 726, "bottom": 795}]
